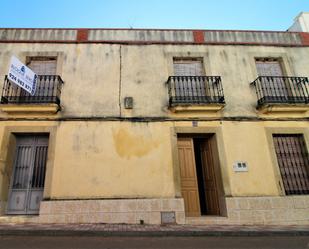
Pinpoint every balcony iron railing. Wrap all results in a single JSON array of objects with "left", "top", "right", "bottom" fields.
[
  {"left": 251, "top": 76, "right": 309, "bottom": 107},
  {"left": 1, "top": 75, "right": 64, "bottom": 105},
  {"left": 167, "top": 76, "right": 225, "bottom": 106}
]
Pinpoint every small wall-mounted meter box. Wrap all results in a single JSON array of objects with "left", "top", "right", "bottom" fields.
[
  {"left": 124, "top": 97, "right": 133, "bottom": 109},
  {"left": 233, "top": 161, "right": 248, "bottom": 172}
]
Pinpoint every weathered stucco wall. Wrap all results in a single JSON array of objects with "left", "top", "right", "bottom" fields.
[
  {"left": 50, "top": 121, "right": 175, "bottom": 199},
  {"left": 1, "top": 43, "right": 309, "bottom": 119},
  {"left": 0, "top": 120, "right": 306, "bottom": 200},
  {"left": 0, "top": 39, "right": 308, "bottom": 225}
]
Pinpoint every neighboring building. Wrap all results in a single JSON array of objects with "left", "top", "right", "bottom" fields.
[
  {"left": 288, "top": 12, "right": 309, "bottom": 32},
  {"left": 0, "top": 21, "right": 308, "bottom": 225}
]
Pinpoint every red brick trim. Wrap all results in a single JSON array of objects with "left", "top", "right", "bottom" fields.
[
  {"left": 300, "top": 32, "right": 309, "bottom": 46},
  {"left": 193, "top": 30, "right": 205, "bottom": 43},
  {"left": 76, "top": 29, "right": 88, "bottom": 42},
  {"left": 0, "top": 40, "right": 308, "bottom": 47}
]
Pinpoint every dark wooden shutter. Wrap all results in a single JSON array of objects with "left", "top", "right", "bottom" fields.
[{"left": 273, "top": 134, "right": 309, "bottom": 195}]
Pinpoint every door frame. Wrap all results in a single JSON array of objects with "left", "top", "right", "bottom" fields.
[
  {"left": 171, "top": 126, "right": 230, "bottom": 216},
  {"left": 6, "top": 135, "right": 49, "bottom": 215},
  {"left": 0, "top": 126, "right": 57, "bottom": 216}
]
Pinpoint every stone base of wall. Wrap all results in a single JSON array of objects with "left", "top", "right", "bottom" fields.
[
  {"left": 187, "top": 196, "right": 309, "bottom": 225},
  {"left": 39, "top": 198, "right": 185, "bottom": 224},
  {"left": 1, "top": 196, "right": 308, "bottom": 225},
  {"left": 225, "top": 196, "right": 309, "bottom": 225}
]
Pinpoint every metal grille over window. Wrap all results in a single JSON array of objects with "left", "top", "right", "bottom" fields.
[
  {"left": 32, "top": 146, "right": 48, "bottom": 188},
  {"left": 12, "top": 146, "right": 32, "bottom": 189},
  {"left": 273, "top": 134, "right": 309, "bottom": 195}
]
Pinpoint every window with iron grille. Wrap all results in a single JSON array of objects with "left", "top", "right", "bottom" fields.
[
  {"left": 1, "top": 56, "right": 63, "bottom": 105},
  {"left": 273, "top": 134, "right": 309, "bottom": 195}
]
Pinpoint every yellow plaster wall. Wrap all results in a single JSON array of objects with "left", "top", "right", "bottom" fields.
[
  {"left": 50, "top": 121, "right": 175, "bottom": 199},
  {"left": 220, "top": 122, "right": 279, "bottom": 196},
  {"left": 49, "top": 120, "right": 308, "bottom": 198},
  {"left": 173, "top": 120, "right": 308, "bottom": 197},
  {"left": 0, "top": 120, "right": 307, "bottom": 200},
  {"left": 220, "top": 121, "right": 309, "bottom": 196}
]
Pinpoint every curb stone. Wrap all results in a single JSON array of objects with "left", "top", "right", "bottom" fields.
[{"left": 0, "top": 229, "right": 308, "bottom": 237}]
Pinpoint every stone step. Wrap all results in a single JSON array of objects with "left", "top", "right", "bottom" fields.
[
  {"left": 0, "top": 215, "right": 39, "bottom": 223},
  {"left": 186, "top": 216, "right": 232, "bottom": 225}
]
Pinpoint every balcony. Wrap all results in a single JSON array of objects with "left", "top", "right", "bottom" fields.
[
  {"left": 251, "top": 76, "right": 309, "bottom": 113},
  {"left": 167, "top": 76, "right": 225, "bottom": 112},
  {"left": 0, "top": 75, "right": 64, "bottom": 114}
]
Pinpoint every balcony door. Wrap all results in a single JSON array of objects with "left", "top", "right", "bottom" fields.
[
  {"left": 7, "top": 135, "right": 49, "bottom": 215},
  {"left": 255, "top": 58, "right": 289, "bottom": 100},
  {"left": 173, "top": 58, "right": 206, "bottom": 101},
  {"left": 24, "top": 57, "right": 57, "bottom": 100}
]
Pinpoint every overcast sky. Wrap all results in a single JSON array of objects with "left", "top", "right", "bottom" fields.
[{"left": 0, "top": 0, "right": 307, "bottom": 30}]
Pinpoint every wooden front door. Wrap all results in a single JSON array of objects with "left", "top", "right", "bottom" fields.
[
  {"left": 177, "top": 138, "right": 201, "bottom": 217},
  {"left": 200, "top": 139, "right": 220, "bottom": 215}
]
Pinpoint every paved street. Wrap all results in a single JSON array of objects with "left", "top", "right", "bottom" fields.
[{"left": 0, "top": 236, "right": 308, "bottom": 249}]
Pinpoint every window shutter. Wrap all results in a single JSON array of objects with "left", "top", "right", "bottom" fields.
[
  {"left": 173, "top": 59, "right": 204, "bottom": 76},
  {"left": 28, "top": 58, "right": 57, "bottom": 75},
  {"left": 255, "top": 59, "right": 283, "bottom": 76}
]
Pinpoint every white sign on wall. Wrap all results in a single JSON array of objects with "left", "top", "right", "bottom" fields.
[{"left": 7, "top": 56, "right": 37, "bottom": 95}]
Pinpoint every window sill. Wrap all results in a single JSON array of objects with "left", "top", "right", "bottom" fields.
[
  {"left": 170, "top": 104, "right": 225, "bottom": 113},
  {"left": 258, "top": 103, "right": 309, "bottom": 114},
  {"left": 0, "top": 103, "right": 60, "bottom": 115}
]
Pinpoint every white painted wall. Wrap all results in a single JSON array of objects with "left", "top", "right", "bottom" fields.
[{"left": 289, "top": 12, "right": 309, "bottom": 32}]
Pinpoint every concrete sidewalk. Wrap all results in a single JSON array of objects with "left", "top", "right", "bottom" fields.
[{"left": 0, "top": 223, "right": 308, "bottom": 237}]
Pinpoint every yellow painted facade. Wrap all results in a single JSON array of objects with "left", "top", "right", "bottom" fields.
[{"left": 0, "top": 28, "right": 308, "bottom": 225}]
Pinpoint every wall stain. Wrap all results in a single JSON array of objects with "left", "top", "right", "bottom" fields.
[
  {"left": 72, "top": 124, "right": 102, "bottom": 154},
  {"left": 113, "top": 128, "right": 160, "bottom": 159}
]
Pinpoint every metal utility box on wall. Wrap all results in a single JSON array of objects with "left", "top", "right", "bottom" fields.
[{"left": 124, "top": 97, "right": 133, "bottom": 109}]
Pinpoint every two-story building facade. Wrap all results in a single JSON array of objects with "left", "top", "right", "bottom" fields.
[{"left": 0, "top": 26, "right": 308, "bottom": 225}]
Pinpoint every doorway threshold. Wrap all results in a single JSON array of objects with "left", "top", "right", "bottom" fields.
[{"left": 186, "top": 216, "right": 228, "bottom": 225}]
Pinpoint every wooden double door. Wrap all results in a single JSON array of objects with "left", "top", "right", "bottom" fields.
[{"left": 177, "top": 136, "right": 221, "bottom": 217}]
